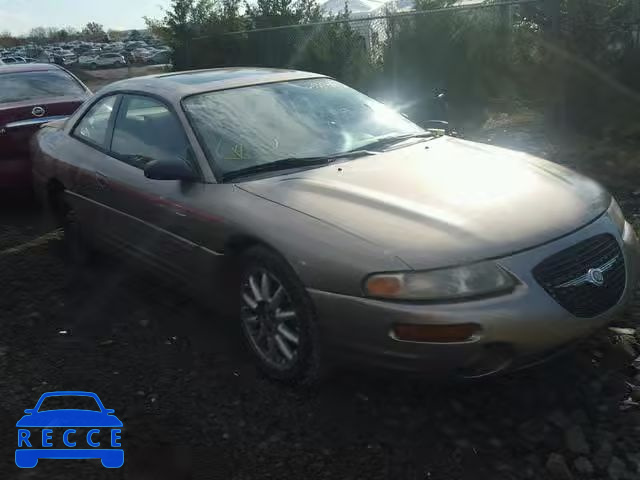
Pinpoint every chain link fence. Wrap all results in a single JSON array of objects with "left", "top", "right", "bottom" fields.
[
  {"left": 182, "top": 0, "right": 640, "bottom": 132},
  {"left": 185, "top": 1, "right": 548, "bottom": 128}
]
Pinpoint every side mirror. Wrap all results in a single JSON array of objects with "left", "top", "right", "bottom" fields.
[
  {"left": 24, "top": 409, "right": 34, "bottom": 414},
  {"left": 104, "top": 409, "right": 115, "bottom": 414},
  {"left": 144, "top": 158, "right": 198, "bottom": 182}
]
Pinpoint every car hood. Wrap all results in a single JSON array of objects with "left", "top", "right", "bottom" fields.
[
  {"left": 16, "top": 410, "right": 123, "bottom": 427},
  {"left": 239, "top": 137, "right": 610, "bottom": 270}
]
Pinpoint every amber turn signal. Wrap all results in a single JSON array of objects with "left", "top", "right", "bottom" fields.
[
  {"left": 392, "top": 323, "right": 480, "bottom": 343},
  {"left": 365, "top": 275, "right": 402, "bottom": 297}
]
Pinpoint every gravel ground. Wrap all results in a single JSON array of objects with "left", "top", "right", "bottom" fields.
[{"left": 2, "top": 121, "right": 640, "bottom": 479}]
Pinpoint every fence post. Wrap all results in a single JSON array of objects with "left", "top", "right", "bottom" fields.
[
  {"left": 632, "top": 0, "right": 640, "bottom": 48},
  {"left": 499, "top": 2, "right": 513, "bottom": 31},
  {"left": 184, "top": 35, "right": 191, "bottom": 70}
]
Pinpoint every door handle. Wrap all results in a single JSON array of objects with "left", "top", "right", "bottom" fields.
[{"left": 95, "top": 172, "right": 109, "bottom": 190}]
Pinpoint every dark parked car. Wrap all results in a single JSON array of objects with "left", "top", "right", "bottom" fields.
[
  {"left": 31, "top": 68, "right": 639, "bottom": 383},
  {"left": 1, "top": 56, "right": 26, "bottom": 64},
  {"left": 0, "top": 64, "right": 91, "bottom": 191},
  {"left": 88, "top": 53, "right": 127, "bottom": 69},
  {"left": 144, "top": 51, "right": 171, "bottom": 65}
]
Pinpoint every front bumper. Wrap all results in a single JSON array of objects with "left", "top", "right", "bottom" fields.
[{"left": 310, "top": 214, "right": 640, "bottom": 377}]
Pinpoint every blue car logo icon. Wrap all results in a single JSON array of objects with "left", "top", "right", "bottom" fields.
[{"left": 16, "top": 391, "right": 124, "bottom": 468}]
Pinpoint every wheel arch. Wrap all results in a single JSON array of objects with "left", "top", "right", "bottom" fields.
[
  {"left": 43, "top": 177, "right": 69, "bottom": 221},
  {"left": 221, "top": 234, "right": 305, "bottom": 285},
  {"left": 224, "top": 234, "right": 274, "bottom": 258},
  {"left": 46, "top": 177, "right": 65, "bottom": 196}
]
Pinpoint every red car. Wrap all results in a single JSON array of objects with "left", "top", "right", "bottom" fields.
[{"left": 0, "top": 64, "right": 90, "bottom": 193}]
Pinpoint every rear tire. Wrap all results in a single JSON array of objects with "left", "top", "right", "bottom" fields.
[{"left": 239, "top": 246, "right": 324, "bottom": 385}]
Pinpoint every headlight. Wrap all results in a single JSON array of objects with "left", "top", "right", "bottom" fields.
[
  {"left": 608, "top": 198, "right": 626, "bottom": 234},
  {"left": 364, "top": 262, "right": 516, "bottom": 301}
]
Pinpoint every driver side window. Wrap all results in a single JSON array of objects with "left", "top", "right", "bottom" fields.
[
  {"left": 110, "top": 95, "right": 188, "bottom": 169},
  {"left": 73, "top": 95, "right": 117, "bottom": 148}
]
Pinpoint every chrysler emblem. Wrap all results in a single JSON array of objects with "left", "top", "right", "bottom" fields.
[
  {"left": 32, "top": 106, "right": 45, "bottom": 118},
  {"left": 555, "top": 255, "right": 618, "bottom": 288},
  {"left": 586, "top": 268, "right": 605, "bottom": 286}
]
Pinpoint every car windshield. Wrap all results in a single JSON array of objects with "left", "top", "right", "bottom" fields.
[
  {"left": 182, "top": 78, "right": 424, "bottom": 176},
  {"left": 37, "top": 395, "right": 101, "bottom": 412},
  {"left": 0, "top": 71, "right": 85, "bottom": 104}
]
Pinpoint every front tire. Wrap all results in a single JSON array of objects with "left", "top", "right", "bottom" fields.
[{"left": 239, "top": 246, "right": 323, "bottom": 385}]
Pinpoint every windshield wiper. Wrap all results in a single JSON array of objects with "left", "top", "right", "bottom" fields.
[
  {"left": 353, "top": 132, "right": 436, "bottom": 152},
  {"left": 221, "top": 150, "right": 375, "bottom": 182}
]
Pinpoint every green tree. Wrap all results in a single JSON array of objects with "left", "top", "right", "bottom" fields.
[
  {"left": 380, "top": 0, "right": 542, "bottom": 127},
  {"left": 147, "top": 0, "right": 640, "bottom": 134},
  {"left": 82, "top": 22, "right": 106, "bottom": 41},
  {"left": 151, "top": 0, "right": 221, "bottom": 68},
  {"left": 558, "top": 0, "right": 640, "bottom": 131},
  {"left": 0, "top": 31, "right": 20, "bottom": 48},
  {"left": 292, "top": 4, "right": 374, "bottom": 89},
  {"left": 57, "top": 29, "right": 70, "bottom": 42},
  {"left": 28, "top": 27, "right": 48, "bottom": 44},
  {"left": 242, "top": 0, "right": 323, "bottom": 67}
]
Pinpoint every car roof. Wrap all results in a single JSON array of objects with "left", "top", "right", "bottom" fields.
[
  {"left": 0, "top": 63, "right": 65, "bottom": 74},
  {"left": 98, "top": 67, "right": 328, "bottom": 102}
]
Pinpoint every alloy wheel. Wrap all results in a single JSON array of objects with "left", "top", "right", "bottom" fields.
[{"left": 240, "top": 268, "right": 301, "bottom": 370}]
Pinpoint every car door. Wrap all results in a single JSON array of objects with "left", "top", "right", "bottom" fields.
[
  {"left": 66, "top": 94, "right": 120, "bottom": 238},
  {"left": 90, "top": 93, "right": 209, "bottom": 282}
]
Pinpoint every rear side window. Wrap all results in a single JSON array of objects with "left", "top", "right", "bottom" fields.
[
  {"left": 74, "top": 96, "right": 118, "bottom": 148},
  {"left": 0, "top": 71, "right": 85, "bottom": 104}
]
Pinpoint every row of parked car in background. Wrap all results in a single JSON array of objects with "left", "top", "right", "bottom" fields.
[{"left": 1, "top": 39, "right": 171, "bottom": 69}]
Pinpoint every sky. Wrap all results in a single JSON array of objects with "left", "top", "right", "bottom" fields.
[{"left": 0, "top": 0, "right": 173, "bottom": 36}]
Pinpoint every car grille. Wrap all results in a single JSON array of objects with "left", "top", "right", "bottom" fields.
[{"left": 533, "top": 233, "right": 626, "bottom": 318}]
